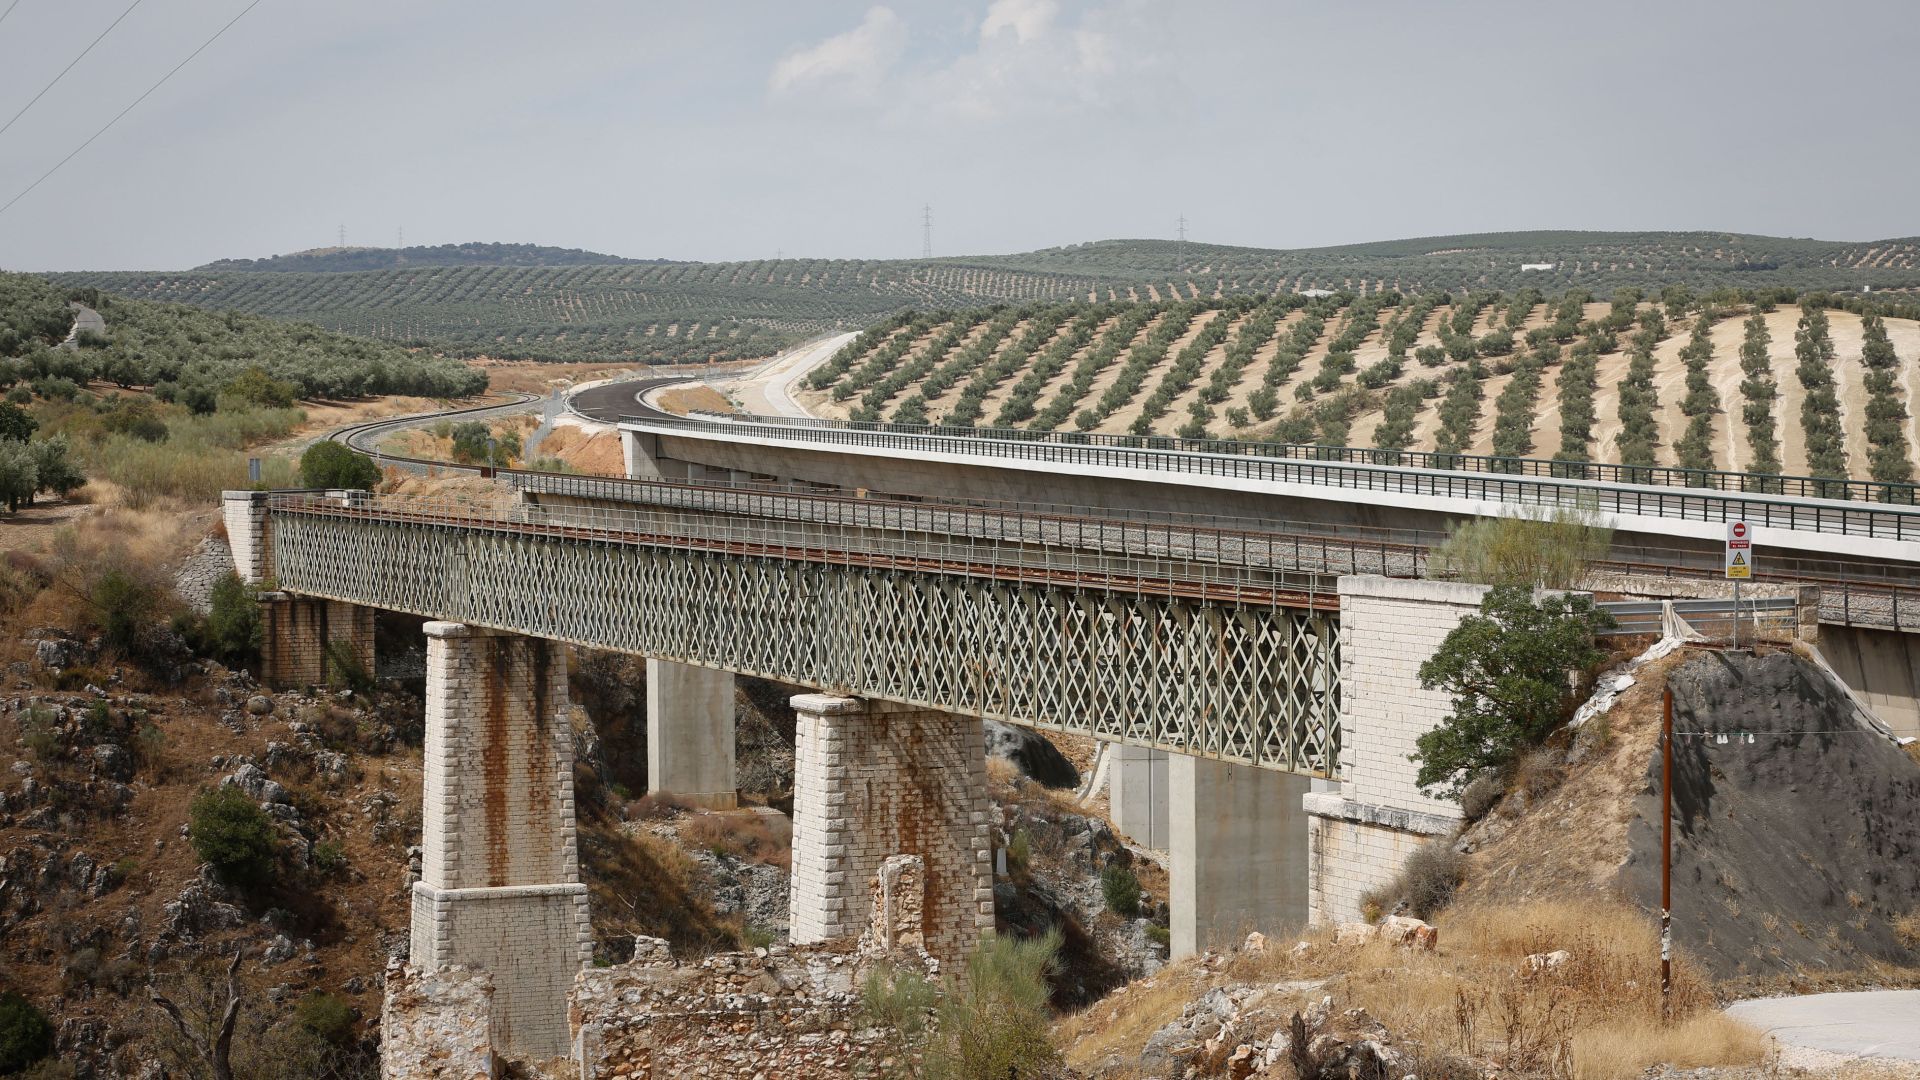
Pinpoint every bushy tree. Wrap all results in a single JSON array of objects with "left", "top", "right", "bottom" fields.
[
  {"left": 299, "top": 441, "right": 381, "bottom": 489},
  {"left": 0, "top": 440, "right": 36, "bottom": 512},
  {"left": 199, "top": 572, "right": 261, "bottom": 666},
  {"left": 29, "top": 436, "right": 83, "bottom": 499},
  {"left": 1413, "top": 585, "right": 1611, "bottom": 796},
  {"left": 0, "top": 991, "right": 53, "bottom": 1073},
  {"left": 0, "top": 400, "right": 35, "bottom": 442},
  {"left": 189, "top": 786, "right": 279, "bottom": 887}
]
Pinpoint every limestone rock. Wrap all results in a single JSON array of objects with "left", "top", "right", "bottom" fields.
[
  {"left": 1526, "top": 948, "right": 1572, "bottom": 973},
  {"left": 1378, "top": 915, "right": 1438, "bottom": 950},
  {"left": 982, "top": 719, "right": 1079, "bottom": 789}
]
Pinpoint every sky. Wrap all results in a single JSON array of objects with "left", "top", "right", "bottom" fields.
[{"left": 0, "top": 0, "right": 1915, "bottom": 271}]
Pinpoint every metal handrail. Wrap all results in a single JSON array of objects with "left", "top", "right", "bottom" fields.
[
  {"left": 628, "top": 412, "right": 1920, "bottom": 544},
  {"left": 266, "top": 492, "right": 1338, "bottom": 610},
  {"left": 676, "top": 409, "right": 1920, "bottom": 506}
]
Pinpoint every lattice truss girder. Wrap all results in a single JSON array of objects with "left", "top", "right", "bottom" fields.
[{"left": 271, "top": 513, "right": 1340, "bottom": 776}]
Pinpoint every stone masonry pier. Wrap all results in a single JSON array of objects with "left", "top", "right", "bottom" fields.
[
  {"left": 787, "top": 694, "right": 996, "bottom": 965},
  {"left": 410, "top": 621, "right": 591, "bottom": 1063}
]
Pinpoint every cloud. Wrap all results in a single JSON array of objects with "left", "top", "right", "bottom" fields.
[
  {"left": 768, "top": 6, "right": 906, "bottom": 98},
  {"left": 980, "top": 0, "right": 1057, "bottom": 44}
]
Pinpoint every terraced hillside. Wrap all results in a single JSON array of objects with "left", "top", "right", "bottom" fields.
[
  {"left": 46, "top": 231, "right": 1920, "bottom": 366},
  {"left": 798, "top": 288, "right": 1920, "bottom": 486},
  {"left": 51, "top": 259, "right": 1118, "bottom": 365}
]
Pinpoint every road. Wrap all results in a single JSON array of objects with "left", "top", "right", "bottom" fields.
[
  {"left": 1727, "top": 990, "right": 1920, "bottom": 1063},
  {"left": 731, "top": 332, "right": 854, "bottom": 417}
]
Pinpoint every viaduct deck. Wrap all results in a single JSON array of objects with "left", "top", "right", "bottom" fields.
[{"left": 265, "top": 493, "right": 1343, "bottom": 776}]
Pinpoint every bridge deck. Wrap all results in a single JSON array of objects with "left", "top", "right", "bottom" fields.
[{"left": 267, "top": 493, "right": 1343, "bottom": 776}]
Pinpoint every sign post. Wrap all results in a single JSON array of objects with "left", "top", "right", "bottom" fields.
[{"left": 1725, "top": 520, "right": 1753, "bottom": 648}]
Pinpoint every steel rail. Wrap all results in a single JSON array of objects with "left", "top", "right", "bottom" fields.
[{"left": 270, "top": 494, "right": 1336, "bottom": 610}]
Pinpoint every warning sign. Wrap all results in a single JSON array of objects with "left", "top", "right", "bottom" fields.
[{"left": 1725, "top": 520, "right": 1753, "bottom": 579}]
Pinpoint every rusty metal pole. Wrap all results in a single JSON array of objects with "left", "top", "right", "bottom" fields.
[{"left": 1661, "top": 686, "right": 1674, "bottom": 1023}]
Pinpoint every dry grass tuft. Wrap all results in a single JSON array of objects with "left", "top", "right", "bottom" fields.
[
  {"left": 1058, "top": 899, "right": 1769, "bottom": 1080},
  {"left": 1055, "top": 971, "right": 1201, "bottom": 1072},
  {"left": 1569, "top": 1013, "right": 1766, "bottom": 1079}
]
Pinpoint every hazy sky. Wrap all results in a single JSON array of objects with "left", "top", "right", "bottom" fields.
[{"left": 0, "top": 0, "right": 1915, "bottom": 271}]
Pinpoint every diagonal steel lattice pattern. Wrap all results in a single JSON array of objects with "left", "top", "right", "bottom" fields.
[{"left": 267, "top": 497, "right": 1342, "bottom": 776}]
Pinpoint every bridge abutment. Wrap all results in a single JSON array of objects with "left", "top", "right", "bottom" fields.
[
  {"left": 411, "top": 621, "right": 590, "bottom": 1064},
  {"left": 645, "top": 658, "right": 737, "bottom": 809},
  {"left": 257, "top": 593, "right": 375, "bottom": 690},
  {"left": 1109, "top": 745, "right": 1169, "bottom": 849},
  {"left": 1303, "top": 576, "right": 1476, "bottom": 926},
  {"left": 220, "top": 490, "right": 271, "bottom": 584},
  {"left": 787, "top": 694, "right": 995, "bottom": 965}
]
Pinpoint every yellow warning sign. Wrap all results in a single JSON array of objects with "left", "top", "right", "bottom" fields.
[{"left": 1725, "top": 550, "right": 1751, "bottom": 579}]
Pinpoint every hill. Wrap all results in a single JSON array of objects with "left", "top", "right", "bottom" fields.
[
  {"left": 0, "top": 272, "right": 485, "bottom": 400},
  {"left": 795, "top": 287, "right": 1920, "bottom": 485},
  {"left": 44, "top": 230, "right": 1920, "bottom": 366},
  {"left": 194, "top": 242, "right": 659, "bottom": 273}
]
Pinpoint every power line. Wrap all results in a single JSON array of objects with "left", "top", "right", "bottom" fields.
[
  {"left": 0, "top": 1, "right": 24, "bottom": 32},
  {"left": 0, "top": 0, "right": 147, "bottom": 140},
  {"left": 0, "top": 0, "right": 262, "bottom": 220}
]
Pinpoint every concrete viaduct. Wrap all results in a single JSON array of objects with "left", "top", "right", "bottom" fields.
[{"left": 227, "top": 383, "right": 1920, "bottom": 1062}]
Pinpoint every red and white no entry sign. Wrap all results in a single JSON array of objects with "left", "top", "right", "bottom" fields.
[{"left": 1725, "top": 520, "right": 1753, "bottom": 578}]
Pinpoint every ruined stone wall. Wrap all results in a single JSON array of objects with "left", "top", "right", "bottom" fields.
[
  {"left": 258, "top": 594, "right": 374, "bottom": 690},
  {"left": 787, "top": 695, "right": 994, "bottom": 965},
  {"left": 571, "top": 941, "right": 928, "bottom": 1080},
  {"left": 412, "top": 622, "right": 590, "bottom": 1064},
  {"left": 380, "top": 962, "right": 497, "bottom": 1080}
]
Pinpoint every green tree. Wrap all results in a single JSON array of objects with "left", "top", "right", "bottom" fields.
[
  {"left": 0, "top": 991, "right": 53, "bottom": 1073},
  {"left": 29, "top": 436, "right": 84, "bottom": 499},
  {"left": 0, "top": 400, "right": 35, "bottom": 442},
  {"left": 298, "top": 441, "right": 381, "bottom": 489},
  {"left": 188, "top": 786, "right": 279, "bottom": 887},
  {"left": 1430, "top": 505, "right": 1613, "bottom": 590},
  {"left": 200, "top": 572, "right": 261, "bottom": 666},
  {"left": 0, "top": 440, "right": 37, "bottom": 512},
  {"left": 1413, "top": 585, "right": 1611, "bottom": 796},
  {"left": 224, "top": 366, "right": 298, "bottom": 409}
]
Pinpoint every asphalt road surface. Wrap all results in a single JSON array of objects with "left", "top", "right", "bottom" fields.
[{"left": 1727, "top": 990, "right": 1920, "bottom": 1062}]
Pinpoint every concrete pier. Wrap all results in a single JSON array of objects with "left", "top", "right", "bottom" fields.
[
  {"left": 787, "top": 694, "right": 995, "bottom": 965},
  {"left": 645, "top": 659, "right": 737, "bottom": 809},
  {"left": 1109, "top": 745, "right": 1169, "bottom": 849},
  {"left": 1168, "top": 754, "right": 1313, "bottom": 957},
  {"left": 411, "top": 622, "right": 591, "bottom": 1063}
]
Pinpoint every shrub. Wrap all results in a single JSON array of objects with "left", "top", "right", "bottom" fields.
[
  {"left": 188, "top": 785, "right": 279, "bottom": 887},
  {"left": 1430, "top": 504, "right": 1613, "bottom": 590},
  {"left": 1357, "top": 840, "right": 1468, "bottom": 922},
  {"left": 225, "top": 366, "right": 298, "bottom": 408},
  {"left": 298, "top": 441, "right": 380, "bottom": 489},
  {"left": 927, "top": 931, "right": 1061, "bottom": 1080},
  {"left": 312, "top": 840, "right": 347, "bottom": 875},
  {"left": 199, "top": 572, "right": 260, "bottom": 666},
  {"left": 1413, "top": 585, "right": 1611, "bottom": 797},
  {"left": 0, "top": 991, "right": 53, "bottom": 1073},
  {"left": 1458, "top": 769, "right": 1505, "bottom": 821},
  {"left": 1005, "top": 828, "right": 1031, "bottom": 874},
  {"left": 294, "top": 992, "right": 355, "bottom": 1046},
  {"left": 1100, "top": 864, "right": 1141, "bottom": 917},
  {"left": 92, "top": 566, "right": 165, "bottom": 659}
]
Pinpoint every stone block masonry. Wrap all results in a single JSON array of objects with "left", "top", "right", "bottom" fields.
[
  {"left": 221, "top": 490, "right": 271, "bottom": 585},
  {"left": 257, "top": 593, "right": 374, "bottom": 690},
  {"left": 411, "top": 621, "right": 591, "bottom": 1065},
  {"left": 787, "top": 694, "right": 995, "bottom": 966},
  {"left": 1304, "top": 575, "right": 1483, "bottom": 926}
]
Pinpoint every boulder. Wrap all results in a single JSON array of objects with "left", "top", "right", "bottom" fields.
[
  {"left": 1526, "top": 948, "right": 1572, "bottom": 973},
  {"left": 982, "top": 719, "right": 1079, "bottom": 788},
  {"left": 1378, "top": 915, "right": 1438, "bottom": 951}
]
